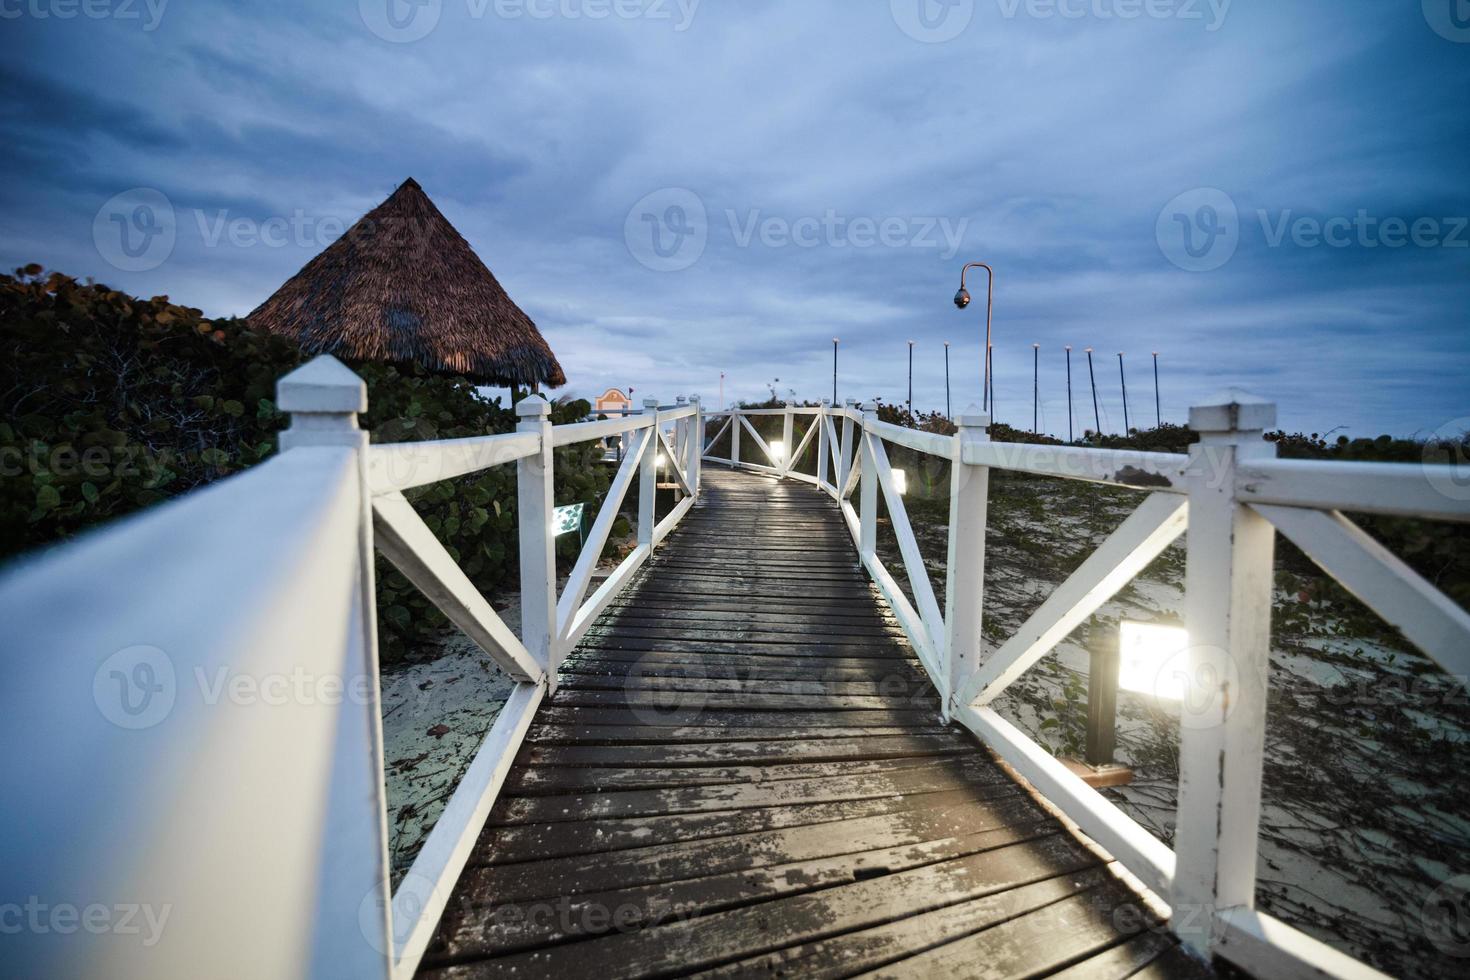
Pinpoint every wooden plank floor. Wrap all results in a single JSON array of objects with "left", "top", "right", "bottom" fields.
[{"left": 420, "top": 467, "right": 1210, "bottom": 979}]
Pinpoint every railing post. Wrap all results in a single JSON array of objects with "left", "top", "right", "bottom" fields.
[
  {"left": 673, "top": 396, "right": 689, "bottom": 503},
  {"left": 731, "top": 405, "right": 742, "bottom": 469},
  {"left": 639, "top": 398, "right": 660, "bottom": 549},
  {"left": 688, "top": 395, "right": 703, "bottom": 498},
  {"left": 839, "top": 398, "right": 857, "bottom": 496},
  {"left": 859, "top": 402, "right": 878, "bottom": 560},
  {"left": 276, "top": 354, "right": 393, "bottom": 976},
  {"left": 817, "top": 399, "right": 832, "bottom": 490},
  {"left": 781, "top": 401, "right": 796, "bottom": 477},
  {"left": 1173, "top": 390, "right": 1278, "bottom": 957},
  {"left": 943, "top": 407, "right": 990, "bottom": 722},
  {"left": 516, "top": 395, "right": 558, "bottom": 681}
]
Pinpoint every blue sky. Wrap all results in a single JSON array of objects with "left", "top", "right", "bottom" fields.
[{"left": 1, "top": 0, "right": 1466, "bottom": 436}]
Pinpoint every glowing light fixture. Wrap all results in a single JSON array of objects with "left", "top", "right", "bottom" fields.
[
  {"left": 892, "top": 469, "right": 908, "bottom": 495},
  {"left": 657, "top": 453, "right": 668, "bottom": 469},
  {"left": 771, "top": 440, "right": 787, "bottom": 462},
  {"left": 1118, "top": 621, "right": 1190, "bottom": 700}
]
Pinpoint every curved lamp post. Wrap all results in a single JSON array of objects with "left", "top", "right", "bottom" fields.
[{"left": 953, "top": 262, "right": 995, "bottom": 413}]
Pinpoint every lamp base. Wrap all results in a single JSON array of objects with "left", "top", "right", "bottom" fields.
[{"left": 1060, "top": 758, "right": 1134, "bottom": 789}]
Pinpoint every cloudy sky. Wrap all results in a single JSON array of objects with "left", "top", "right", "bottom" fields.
[{"left": 2, "top": 0, "right": 1466, "bottom": 436}]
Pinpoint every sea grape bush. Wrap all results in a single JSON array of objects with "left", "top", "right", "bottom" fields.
[{"left": 0, "top": 267, "right": 609, "bottom": 664}]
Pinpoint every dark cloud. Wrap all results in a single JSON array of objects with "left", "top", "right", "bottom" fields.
[{"left": 0, "top": 0, "right": 1465, "bottom": 435}]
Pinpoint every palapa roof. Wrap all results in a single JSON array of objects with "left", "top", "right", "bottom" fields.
[{"left": 249, "top": 178, "right": 565, "bottom": 387}]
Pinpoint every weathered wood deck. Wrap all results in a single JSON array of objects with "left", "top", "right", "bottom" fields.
[{"left": 419, "top": 467, "right": 1210, "bottom": 979}]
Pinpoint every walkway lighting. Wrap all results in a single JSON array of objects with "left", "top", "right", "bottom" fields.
[
  {"left": 771, "top": 440, "right": 787, "bottom": 462},
  {"left": 1118, "top": 621, "right": 1190, "bottom": 700},
  {"left": 892, "top": 469, "right": 908, "bottom": 495}
]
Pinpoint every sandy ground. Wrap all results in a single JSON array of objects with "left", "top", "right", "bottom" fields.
[
  {"left": 875, "top": 472, "right": 1470, "bottom": 979},
  {"left": 380, "top": 599, "right": 522, "bottom": 884}
]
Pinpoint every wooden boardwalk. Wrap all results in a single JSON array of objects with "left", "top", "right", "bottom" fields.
[{"left": 419, "top": 467, "right": 1210, "bottom": 979}]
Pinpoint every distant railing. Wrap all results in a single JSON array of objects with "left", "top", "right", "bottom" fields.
[
  {"left": 704, "top": 395, "right": 1469, "bottom": 980},
  {"left": 0, "top": 355, "right": 702, "bottom": 980}
]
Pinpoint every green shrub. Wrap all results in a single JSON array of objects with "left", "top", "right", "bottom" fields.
[{"left": 0, "top": 267, "right": 611, "bottom": 665}]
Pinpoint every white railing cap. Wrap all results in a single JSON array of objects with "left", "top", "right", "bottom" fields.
[
  {"left": 277, "top": 354, "right": 366, "bottom": 414},
  {"left": 515, "top": 394, "right": 551, "bottom": 419},
  {"left": 956, "top": 405, "right": 990, "bottom": 429},
  {"left": 1190, "top": 389, "right": 1276, "bottom": 433}
]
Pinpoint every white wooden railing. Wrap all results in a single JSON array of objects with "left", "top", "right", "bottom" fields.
[
  {"left": 705, "top": 393, "right": 1470, "bottom": 980},
  {"left": 0, "top": 355, "right": 702, "bottom": 980}
]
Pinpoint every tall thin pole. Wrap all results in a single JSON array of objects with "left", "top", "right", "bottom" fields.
[
  {"left": 1085, "top": 347, "right": 1100, "bottom": 439},
  {"left": 1032, "top": 343, "right": 1040, "bottom": 434},
  {"left": 944, "top": 341, "right": 952, "bottom": 420},
  {"left": 907, "top": 340, "right": 914, "bottom": 417},
  {"left": 832, "top": 339, "right": 839, "bottom": 404},
  {"left": 987, "top": 344, "right": 996, "bottom": 424},
  {"left": 1153, "top": 351, "right": 1161, "bottom": 427},
  {"left": 957, "top": 263, "right": 995, "bottom": 414},
  {"left": 1065, "top": 346, "right": 1074, "bottom": 443},
  {"left": 1118, "top": 352, "right": 1130, "bottom": 435},
  {"left": 717, "top": 375, "right": 723, "bottom": 411}
]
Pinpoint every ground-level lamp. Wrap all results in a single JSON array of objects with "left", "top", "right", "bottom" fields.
[
  {"left": 953, "top": 262, "right": 995, "bottom": 414},
  {"left": 1074, "top": 619, "right": 1190, "bottom": 782}
]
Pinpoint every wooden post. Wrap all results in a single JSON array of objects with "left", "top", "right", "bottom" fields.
[
  {"left": 839, "top": 398, "right": 857, "bottom": 496},
  {"left": 277, "top": 354, "right": 393, "bottom": 977},
  {"left": 817, "top": 399, "right": 832, "bottom": 489},
  {"left": 781, "top": 401, "right": 795, "bottom": 478},
  {"left": 639, "top": 398, "right": 660, "bottom": 549},
  {"left": 688, "top": 395, "right": 703, "bottom": 497},
  {"left": 1173, "top": 390, "right": 1278, "bottom": 956},
  {"left": 731, "top": 404, "right": 742, "bottom": 469},
  {"left": 673, "top": 396, "right": 689, "bottom": 503},
  {"left": 516, "top": 395, "right": 558, "bottom": 681},
  {"left": 943, "top": 407, "right": 990, "bottom": 721},
  {"left": 859, "top": 402, "right": 878, "bottom": 560},
  {"left": 1085, "top": 627, "right": 1119, "bottom": 766}
]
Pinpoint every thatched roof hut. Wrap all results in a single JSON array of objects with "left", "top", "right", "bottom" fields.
[{"left": 249, "top": 179, "right": 565, "bottom": 388}]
